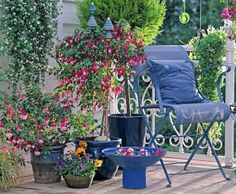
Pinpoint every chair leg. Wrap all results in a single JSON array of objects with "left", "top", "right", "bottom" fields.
[
  {"left": 203, "top": 131, "right": 230, "bottom": 180},
  {"left": 140, "top": 108, "right": 172, "bottom": 186},
  {"left": 160, "top": 159, "right": 172, "bottom": 187},
  {"left": 184, "top": 133, "right": 206, "bottom": 170},
  {"left": 184, "top": 121, "right": 215, "bottom": 170}
]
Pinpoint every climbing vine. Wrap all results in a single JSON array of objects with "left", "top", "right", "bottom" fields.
[{"left": 0, "top": 0, "right": 59, "bottom": 93}]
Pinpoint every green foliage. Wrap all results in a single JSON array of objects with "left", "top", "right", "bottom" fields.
[
  {"left": 192, "top": 28, "right": 226, "bottom": 101},
  {"left": 190, "top": 28, "right": 226, "bottom": 139},
  {"left": 0, "top": 151, "right": 19, "bottom": 192},
  {"left": 157, "top": 0, "right": 224, "bottom": 44},
  {"left": 77, "top": 0, "right": 166, "bottom": 45},
  {"left": 0, "top": 0, "right": 59, "bottom": 93}
]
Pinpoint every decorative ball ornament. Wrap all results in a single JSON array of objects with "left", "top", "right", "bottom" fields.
[
  {"left": 179, "top": 0, "right": 190, "bottom": 24},
  {"left": 179, "top": 12, "right": 190, "bottom": 24}
]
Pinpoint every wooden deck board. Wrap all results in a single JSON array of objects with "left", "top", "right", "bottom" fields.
[{"left": 3, "top": 158, "right": 236, "bottom": 194}]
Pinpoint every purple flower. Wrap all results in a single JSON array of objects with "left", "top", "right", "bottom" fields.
[
  {"left": 80, "top": 162, "right": 85, "bottom": 168},
  {"left": 85, "top": 153, "right": 90, "bottom": 160}
]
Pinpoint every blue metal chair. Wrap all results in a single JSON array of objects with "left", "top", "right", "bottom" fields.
[{"left": 133, "top": 45, "right": 231, "bottom": 184}]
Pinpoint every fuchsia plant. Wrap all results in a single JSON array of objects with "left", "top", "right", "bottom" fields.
[
  {"left": 0, "top": 87, "right": 94, "bottom": 156},
  {"left": 52, "top": 20, "right": 145, "bottom": 135},
  {"left": 220, "top": 0, "right": 236, "bottom": 39}
]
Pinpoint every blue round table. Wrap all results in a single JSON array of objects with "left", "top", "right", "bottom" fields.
[{"left": 102, "top": 147, "right": 166, "bottom": 189}]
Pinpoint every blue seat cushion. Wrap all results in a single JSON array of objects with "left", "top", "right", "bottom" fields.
[{"left": 147, "top": 60, "right": 204, "bottom": 104}]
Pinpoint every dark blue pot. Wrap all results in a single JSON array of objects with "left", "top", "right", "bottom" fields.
[
  {"left": 31, "top": 145, "right": 65, "bottom": 184},
  {"left": 108, "top": 114, "right": 146, "bottom": 146},
  {"left": 102, "top": 147, "right": 166, "bottom": 189},
  {"left": 76, "top": 137, "right": 121, "bottom": 180}
]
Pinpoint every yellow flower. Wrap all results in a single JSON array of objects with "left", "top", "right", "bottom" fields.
[
  {"left": 79, "top": 140, "right": 87, "bottom": 149},
  {"left": 75, "top": 147, "right": 85, "bottom": 155},
  {"left": 94, "top": 159, "right": 103, "bottom": 167}
]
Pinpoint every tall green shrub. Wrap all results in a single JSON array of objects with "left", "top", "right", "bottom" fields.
[
  {"left": 190, "top": 28, "right": 226, "bottom": 139},
  {"left": 77, "top": 0, "right": 166, "bottom": 45},
  {"left": 0, "top": 0, "right": 59, "bottom": 93},
  {"left": 192, "top": 29, "right": 226, "bottom": 101}
]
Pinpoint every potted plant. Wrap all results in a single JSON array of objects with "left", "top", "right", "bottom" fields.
[
  {"left": 51, "top": 25, "right": 123, "bottom": 179},
  {"left": 0, "top": 86, "right": 94, "bottom": 183},
  {"left": 106, "top": 20, "right": 147, "bottom": 147},
  {"left": 55, "top": 140, "right": 103, "bottom": 188},
  {"left": 52, "top": 19, "right": 146, "bottom": 147}
]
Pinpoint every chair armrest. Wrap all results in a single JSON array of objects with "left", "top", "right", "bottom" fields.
[{"left": 216, "top": 65, "right": 231, "bottom": 102}]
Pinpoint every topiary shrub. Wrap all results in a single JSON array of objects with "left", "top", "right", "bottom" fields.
[
  {"left": 192, "top": 28, "right": 226, "bottom": 102},
  {"left": 189, "top": 27, "right": 226, "bottom": 140},
  {"left": 77, "top": 0, "right": 166, "bottom": 45}
]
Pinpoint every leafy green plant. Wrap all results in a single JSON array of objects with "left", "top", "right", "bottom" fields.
[
  {"left": 189, "top": 27, "right": 226, "bottom": 138},
  {"left": 0, "top": 0, "right": 59, "bottom": 93},
  {"left": 0, "top": 149, "right": 20, "bottom": 192},
  {"left": 77, "top": 0, "right": 166, "bottom": 45}
]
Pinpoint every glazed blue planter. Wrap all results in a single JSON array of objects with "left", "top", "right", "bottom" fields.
[
  {"left": 108, "top": 114, "right": 146, "bottom": 146},
  {"left": 102, "top": 147, "right": 166, "bottom": 189}
]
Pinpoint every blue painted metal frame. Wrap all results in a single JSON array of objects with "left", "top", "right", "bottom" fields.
[{"left": 132, "top": 45, "right": 231, "bottom": 184}]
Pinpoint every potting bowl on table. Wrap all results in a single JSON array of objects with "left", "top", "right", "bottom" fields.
[{"left": 102, "top": 147, "right": 166, "bottom": 189}]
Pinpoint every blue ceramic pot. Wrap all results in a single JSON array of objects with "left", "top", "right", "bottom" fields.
[{"left": 108, "top": 114, "right": 146, "bottom": 146}]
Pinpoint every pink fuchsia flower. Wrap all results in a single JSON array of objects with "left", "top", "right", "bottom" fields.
[
  {"left": 66, "top": 36, "right": 74, "bottom": 47},
  {"left": 43, "top": 107, "right": 50, "bottom": 113},
  {"left": 19, "top": 110, "right": 28, "bottom": 120},
  {"left": 230, "top": 8, "right": 236, "bottom": 18},
  {"left": 0, "top": 120, "right": 4, "bottom": 128},
  {"left": 221, "top": 8, "right": 231, "bottom": 20},
  {"left": 1, "top": 144, "right": 7, "bottom": 152},
  {"left": 17, "top": 125, "right": 23, "bottom": 132},
  {"left": 90, "top": 63, "right": 99, "bottom": 73},
  {"left": 7, "top": 107, "right": 14, "bottom": 118},
  {"left": 61, "top": 118, "right": 69, "bottom": 125},
  {"left": 42, "top": 117, "right": 50, "bottom": 126},
  {"left": 6, "top": 130, "right": 12, "bottom": 138},
  {"left": 38, "top": 137, "right": 44, "bottom": 144},
  {"left": 112, "top": 85, "right": 123, "bottom": 95},
  {"left": 34, "top": 150, "right": 41, "bottom": 156}
]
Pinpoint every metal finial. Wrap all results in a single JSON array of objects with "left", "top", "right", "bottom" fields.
[{"left": 103, "top": 17, "right": 114, "bottom": 31}]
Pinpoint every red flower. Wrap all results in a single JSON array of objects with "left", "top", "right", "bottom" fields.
[
  {"left": 0, "top": 120, "right": 4, "bottom": 129},
  {"left": 7, "top": 107, "right": 14, "bottom": 118},
  {"left": 19, "top": 110, "right": 28, "bottom": 120},
  {"left": 221, "top": 8, "right": 231, "bottom": 20},
  {"left": 34, "top": 149, "right": 41, "bottom": 156},
  {"left": 6, "top": 130, "right": 12, "bottom": 138},
  {"left": 38, "top": 137, "right": 44, "bottom": 144}
]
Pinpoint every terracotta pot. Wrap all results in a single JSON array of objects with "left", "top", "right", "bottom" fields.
[{"left": 63, "top": 174, "right": 95, "bottom": 188}]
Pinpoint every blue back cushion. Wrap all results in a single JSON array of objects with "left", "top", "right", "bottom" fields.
[{"left": 147, "top": 60, "right": 204, "bottom": 104}]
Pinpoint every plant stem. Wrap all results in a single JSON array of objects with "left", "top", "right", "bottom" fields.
[{"left": 124, "top": 74, "right": 131, "bottom": 116}]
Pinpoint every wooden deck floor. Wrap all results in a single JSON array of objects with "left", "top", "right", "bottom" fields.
[{"left": 3, "top": 158, "right": 236, "bottom": 194}]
